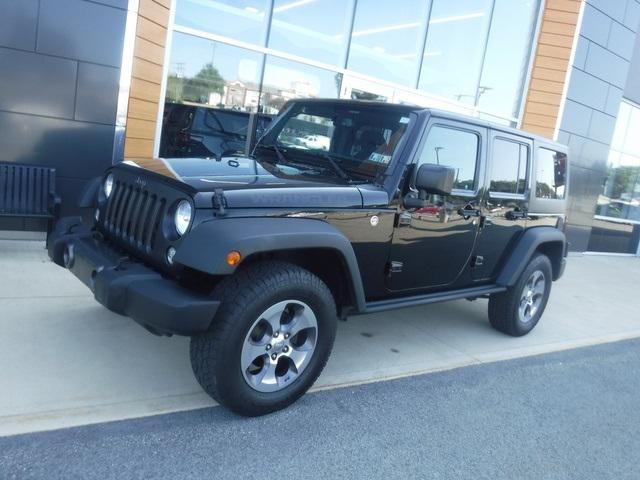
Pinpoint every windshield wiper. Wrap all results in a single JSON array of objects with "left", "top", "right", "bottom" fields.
[
  {"left": 313, "top": 152, "right": 351, "bottom": 182},
  {"left": 257, "top": 143, "right": 289, "bottom": 164},
  {"left": 258, "top": 144, "right": 352, "bottom": 182}
]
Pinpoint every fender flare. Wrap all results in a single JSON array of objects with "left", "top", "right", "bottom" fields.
[
  {"left": 77, "top": 177, "right": 101, "bottom": 208},
  {"left": 497, "top": 227, "right": 567, "bottom": 287},
  {"left": 174, "top": 217, "right": 367, "bottom": 311}
]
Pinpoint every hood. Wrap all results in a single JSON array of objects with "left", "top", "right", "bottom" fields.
[{"left": 122, "top": 156, "right": 366, "bottom": 209}]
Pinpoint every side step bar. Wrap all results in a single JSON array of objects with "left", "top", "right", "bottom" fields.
[{"left": 361, "top": 285, "right": 506, "bottom": 314}]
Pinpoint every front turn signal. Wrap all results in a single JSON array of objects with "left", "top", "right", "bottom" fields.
[{"left": 226, "top": 250, "right": 241, "bottom": 266}]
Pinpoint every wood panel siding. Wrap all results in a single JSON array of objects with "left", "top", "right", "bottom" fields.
[
  {"left": 124, "top": 0, "right": 171, "bottom": 159},
  {"left": 521, "top": 0, "right": 582, "bottom": 138}
]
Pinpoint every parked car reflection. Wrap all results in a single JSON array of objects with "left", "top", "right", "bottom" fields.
[{"left": 160, "top": 102, "right": 274, "bottom": 159}]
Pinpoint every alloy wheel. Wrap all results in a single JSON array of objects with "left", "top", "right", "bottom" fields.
[
  {"left": 518, "top": 270, "right": 546, "bottom": 324},
  {"left": 241, "top": 300, "right": 318, "bottom": 393}
]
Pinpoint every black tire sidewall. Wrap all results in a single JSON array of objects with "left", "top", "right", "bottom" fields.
[
  {"left": 214, "top": 268, "right": 336, "bottom": 415},
  {"left": 509, "top": 254, "right": 553, "bottom": 335}
]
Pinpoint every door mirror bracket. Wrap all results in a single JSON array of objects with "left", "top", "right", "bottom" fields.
[{"left": 403, "top": 193, "right": 426, "bottom": 209}]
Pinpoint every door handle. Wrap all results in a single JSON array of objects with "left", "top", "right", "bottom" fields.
[
  {"left": 397, "top": 211, "right": 412, "bottom": 226},
  {"left": 457, "top": 206, "right": 482, "bottom": 220}
]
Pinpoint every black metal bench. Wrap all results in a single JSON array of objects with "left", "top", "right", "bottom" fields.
[{"left": 0, "top": 162, "right": 61, "bottom": 230}]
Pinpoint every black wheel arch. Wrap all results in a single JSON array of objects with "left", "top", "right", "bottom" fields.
[
  {"left": 173, "top": 217, "right": 367, "bottom": 314},
  {"left": 496, "top": 226, "right": 567, "bottom": 287}
]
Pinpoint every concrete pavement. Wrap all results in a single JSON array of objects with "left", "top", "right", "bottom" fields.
[
  {"left": 1, "top": 240, "right": 640, "bottom": 436},
  {"left": 2, "top": 339, "right": 640, "bottom": 480}
]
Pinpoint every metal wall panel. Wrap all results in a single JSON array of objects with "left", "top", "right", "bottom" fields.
[
  {"left": 90, "top": 0, "right": 129, "bottom": 9},
  {"left": 609, "top": 20, "right": 637, "bottom": 60},
  {"left": 0, "top": 0, "right": 127, "bottom": 232},
  {"left": 0, "top": 49, "right": 77, "bottom": 119},
  {"left": 37, "top": 0, "right": 126, "bottom": 67},
  {"left": 75, "top": 63, "right": 120, "bottom": 124},
  {"left": 584, "top": 42, "right": 632, "bottom": 88},
  {"left": 0, "top": 111, "right": 115, "bottom": 179},
  {"left": 0, "top": 0, "right": 39, "bottom": 51},
  {"left": 625, "top": 29, "right": 640, "bottom": 104},
  {"left": 559, "top": 0, "right": 640, "bottom": 251},
  {"left": 579, "top": 4, "right": 611, "bottom": 46},
  {"left": 625, "top": 0, "right": 640, "bottom": 29}
]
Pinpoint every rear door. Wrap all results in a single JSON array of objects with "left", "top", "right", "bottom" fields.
[{"left": 472, "top": 130, "right": 531, "bottom": 281}]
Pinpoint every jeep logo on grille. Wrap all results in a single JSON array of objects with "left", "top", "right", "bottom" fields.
[{"left": 135, "top": 177, "right": 147, "bottom": 189}]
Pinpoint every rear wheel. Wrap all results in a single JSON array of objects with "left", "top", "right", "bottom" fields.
[
  {"left": 190, "top": 261, "right": 337, "bottom": 416},
  {"left": 488, "top": 254, "right": 552, "bottom": 337}
]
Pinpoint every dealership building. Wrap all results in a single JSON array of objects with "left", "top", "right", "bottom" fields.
[{"left": 1, "top": 0, "right": 640, "bottom": 254}]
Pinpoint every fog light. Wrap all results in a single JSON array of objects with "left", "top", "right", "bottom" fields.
[
  {"left": 166, "top": 247, "right": 177, "bottom": 265},
  {"left": 226, "top": 250, "right": 241, "bottom": 266}
]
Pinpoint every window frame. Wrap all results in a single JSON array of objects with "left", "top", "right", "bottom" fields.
[
  {"left": 535, "top": 146, "right": 567, "bottom": 201},
  {"left": 488, "top": 132, "right": 532, "bottom": 200},
  {"left": 412, "top": 119, "right": 485, "bottom": 197},
  {"left": 528, "top": 138, "right": 569, "bottom": 214}
]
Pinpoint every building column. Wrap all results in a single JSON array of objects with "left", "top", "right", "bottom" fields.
[
  {"left": 521, "top": 0, "right": 582, "bottom": 138},
  {"left": 123, "top": 0, "right": 172, "bottom": 160}
]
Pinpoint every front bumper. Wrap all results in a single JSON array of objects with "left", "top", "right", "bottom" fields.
[{"left": 48, "top": 218, "right": 219, "bottom": 336}]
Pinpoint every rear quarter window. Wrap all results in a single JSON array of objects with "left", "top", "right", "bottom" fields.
[{"left": 536, "top": 148, "right": 567, "bottom": 199}]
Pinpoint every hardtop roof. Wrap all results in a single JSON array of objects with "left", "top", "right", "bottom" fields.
[{"left": 286, "top": 98, "right": 567, "bottom": 151}]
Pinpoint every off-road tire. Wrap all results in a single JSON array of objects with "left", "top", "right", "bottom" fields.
[
  {"left": 488, "top": 253, "right": 553, "bottom": 337},
  {"left": 190, "top": 260, "right": 337, "bottom": 416}
]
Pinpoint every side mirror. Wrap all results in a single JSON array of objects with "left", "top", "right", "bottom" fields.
[{"left": 415, "top": 163, "right": 455, "bottom": 196}]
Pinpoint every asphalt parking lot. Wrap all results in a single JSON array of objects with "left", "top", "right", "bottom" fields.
[
  {"left": 2, "top": 339, "right": 640, "bottom": 480},
  {"left": 1, "top": 240, "right": 640, "bottom": 436}
]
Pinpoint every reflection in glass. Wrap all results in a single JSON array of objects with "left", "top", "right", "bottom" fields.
[
  {"left": 418, "top": 126, "right": 479, "bottom": 190},
  {"left": 160, "top": 33, "right": 266, "bottom": 159},
  {"left": 175, "top": 0, "right": 269, "bottom": 45},
  {"left": 490, "top": 139, "right": 528, "bottom": 194},
  {"left": 596, "top": 101, "right": 640, "bottom": 221},
  {"left": 535, "top": 148, "right": 566, "bottom": 199},
  {"left": 260, "top": 56, "right": 342, "bottom": 114},
  {"left": 257, "top": 101, "right": 412, "bottom": 181},
  {"left": 269, "top": 0, "right": 354, "bottom": 66},
  {"left": 610, "top": 101, "right": 631, "bottom": 151},
  {"left": 165, "top": 33, "right": 263, "bottom": 110},
  {"left": 347, "top": 0, "right": 430, "bottom": 87},
  {"left": 419, "top": 0, "right": 492, "bottom": 104},
  {"left": 477, "top": 0, "right": 540, "bottom": 118}
]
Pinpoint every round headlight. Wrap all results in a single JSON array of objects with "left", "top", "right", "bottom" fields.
[
  {"left": 103, "top": 173, "right": 114, "bottom": 198},
  {"left": 174, "top": 200, "right": 192, "bottom": 236}
]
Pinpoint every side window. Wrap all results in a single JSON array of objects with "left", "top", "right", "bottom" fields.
[
  {"left": 418, "top": 125, "right": 478, "bottom": 191},
  {"left": 536, "top": 148, "right": 567, "bottom": 199},
  {"left": 490, "top": 138, "right": 529, "bottom": 195}
]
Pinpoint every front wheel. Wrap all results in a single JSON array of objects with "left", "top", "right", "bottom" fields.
[
  {"left": 190, "top": 261, "right": 337, "bottom": 416},
  {"left": 488, "top": 253, "right": 553, "bottom": 337}
]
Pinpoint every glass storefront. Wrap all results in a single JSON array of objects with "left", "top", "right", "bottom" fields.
[
  {"left": 418, "top": 0, "right": 493, "bottom": 104},
  {"left": 160, "top": 0, "right": 543, "bottom": 160},
  {"left": 588, "top": 100, "right": 640, "bottom": 254},
  {"left": 260, "top": 56, "right": 342, "bottom": 114},
  {"left": 347, "top": 0, "right": 430, "bottom": 87},
  {"left": 269, "top": 0, "right": 353, "bottom": 66}
]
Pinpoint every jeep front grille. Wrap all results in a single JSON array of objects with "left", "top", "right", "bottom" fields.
[{"left": 103, "top": 180, "right": 166, "bottom": 253}]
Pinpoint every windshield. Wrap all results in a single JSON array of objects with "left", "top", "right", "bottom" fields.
[{"left": 256, "top": 102, "right": 414, "bottom": 182}]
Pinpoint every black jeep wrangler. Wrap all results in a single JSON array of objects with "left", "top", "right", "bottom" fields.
[{"left": 48, "top": 99, "right": 568, "bottom": 416}]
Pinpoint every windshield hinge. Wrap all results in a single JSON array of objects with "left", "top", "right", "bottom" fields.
[{"left": 213, "top": 188, "right": 227, "bottom": 216}]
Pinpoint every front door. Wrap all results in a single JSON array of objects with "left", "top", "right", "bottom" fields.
[{"left": 387, "top": 119, "right": 487, "bottom": 292}]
